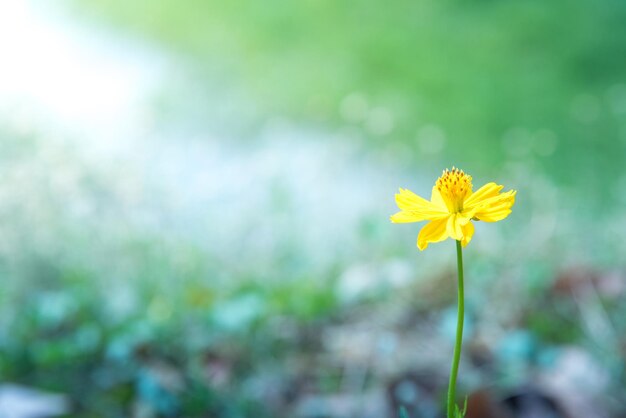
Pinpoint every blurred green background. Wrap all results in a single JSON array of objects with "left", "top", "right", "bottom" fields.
[{"left": 0, "top": 0, "right": 625, "bottom": 417}]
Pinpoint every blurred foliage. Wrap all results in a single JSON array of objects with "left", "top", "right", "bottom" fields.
[
  {"left": 0, "top": 127, "right": 340, "bottom": 416},
  {"left": 71, "top": 0, "right": 626, "bottom": 187},
  {"left": 1, "top": 0, "right": 626, "bottom": 416}
]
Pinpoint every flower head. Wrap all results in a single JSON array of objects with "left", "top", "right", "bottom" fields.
[{"left": 391, "top": 167, "right": 516, "bottom": 250}]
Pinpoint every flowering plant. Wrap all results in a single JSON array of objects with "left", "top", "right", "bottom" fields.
[{"left": 391, "top": 167, "right": 516, "bottom": 418}]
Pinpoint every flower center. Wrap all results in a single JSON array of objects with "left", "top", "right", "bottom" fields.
[{"left": 436, "top": 167, "right": 472, "bottom": 212}]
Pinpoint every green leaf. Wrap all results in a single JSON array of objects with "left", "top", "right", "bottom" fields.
[{"left": 453, "top": 396, "right": 468, "bottom": 418}]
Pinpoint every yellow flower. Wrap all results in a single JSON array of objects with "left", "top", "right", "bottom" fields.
[{"left": 391, "top": 167, "right": 516, "bottom": 250}]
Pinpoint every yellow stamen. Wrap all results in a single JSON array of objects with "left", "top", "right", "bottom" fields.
[{"left": 436, "top": 167, "right": 472, "bottom": 213}]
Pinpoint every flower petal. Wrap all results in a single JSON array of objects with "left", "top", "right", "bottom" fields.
[
  {"left": 430, "top": 186, "right": 447, "bottom": 210},
  {"left": 463, "top": 182, "right": 504, "bottom": 209},
  {"left": 473, "top": 190, "right": 516, "bottom": 222},
  {"left": 446, "top": 214, "right": 463, "bottom": 240},
  {"left": 390, "top": 211, "right": 424, "bottom": 223},
  {"left": 446, "top": 213, "right": 472, "bottom": 241},
  {"left": 417, "top": 217, "right": 449, "bottom": 250},
  {"left": 391, "top": 188, "right": 448, "bottom": 223},
  {"left": 460, "top": 221, "right": 474, "bottom": 247}
]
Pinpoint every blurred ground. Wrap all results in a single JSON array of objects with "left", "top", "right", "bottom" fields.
[{"left": 0, "top": 1, "right": 625, "bottom": 417}]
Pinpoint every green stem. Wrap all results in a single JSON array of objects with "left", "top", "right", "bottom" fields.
[{"left": 447, "top": 240, "right": 465, "bottom": 418}]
